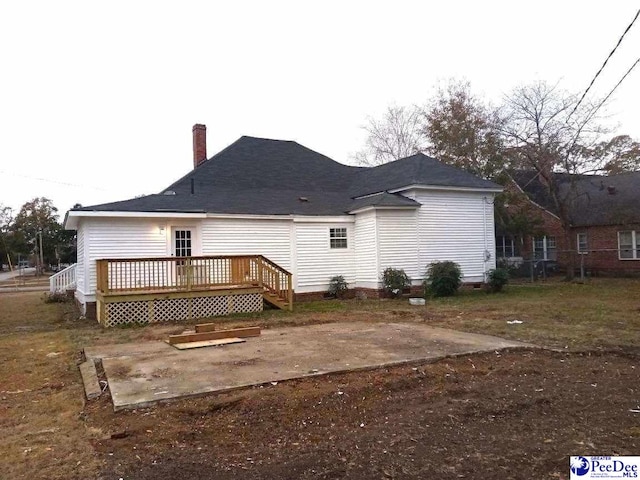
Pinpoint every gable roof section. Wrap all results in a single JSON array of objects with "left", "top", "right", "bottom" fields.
[
  {"left": 511, "top": 170, "right": 640, "bottom": 227},
  {"left": 70, "top": 137, "right": 501, "bottom": 219},
  {"left": 347, "top": 192, "right": 420, "bottom": 213},
  {"left": 350, "top": 153, "right": 501, "bottom": 197}
]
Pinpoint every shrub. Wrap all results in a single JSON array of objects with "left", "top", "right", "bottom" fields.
[
  {"left": 486, "top": 268, "right": 509, "bottom": 293},
  {"left": 43, "top": 291, "right": 72, "bottom": 303},
  {"left": 382, "top": 268, "right": 411, "bottom": 297},
  {"left": 328, "top": 275, "right": 348, "bottom": 298},
  {"left": 424, "top": 261, "right": 462, "bottom": 297}
]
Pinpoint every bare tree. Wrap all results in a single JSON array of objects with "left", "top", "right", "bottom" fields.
[
  {"left": 500, "top": 80, "right": 610, "bottom": 278},
  {"left": 424, "top": 80, "right": 504, "bottom": 179},
  {"left": 352, "top": 105, "right": 426, "bottom": 166}
]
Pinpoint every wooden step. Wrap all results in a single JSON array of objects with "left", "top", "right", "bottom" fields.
[
  {"left": 262, "top": 294, "right": 288, "bottom": 309},
  {"left": 168, "top": 326, "right": 261, "bottom": 345}
]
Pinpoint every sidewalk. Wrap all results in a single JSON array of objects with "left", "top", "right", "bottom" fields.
[
  {"left": 0, "top": 268, "right": 48, "bottom": 293},
  {"left": 0, "top": 267, "right": 35, "bottom": 282},
  {"left": 0, "top": 285, "right": 49, "bottom": 293}
]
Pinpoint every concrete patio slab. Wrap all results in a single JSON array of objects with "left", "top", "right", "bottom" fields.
[{"left": 84, "top": 322, "right": 532, "bottom": 411}]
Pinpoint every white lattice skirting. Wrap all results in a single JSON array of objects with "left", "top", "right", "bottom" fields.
[{"left": 99, "top": 292, "right": 263, "bottom": 327}]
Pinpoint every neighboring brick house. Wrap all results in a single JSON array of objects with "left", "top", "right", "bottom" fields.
[{"left": 496, "top": 170, "right": 640, "bottom": 276}]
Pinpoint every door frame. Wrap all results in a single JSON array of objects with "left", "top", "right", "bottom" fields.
[{"left": 165, "top": 224, "right": 202, "bottom": 258}]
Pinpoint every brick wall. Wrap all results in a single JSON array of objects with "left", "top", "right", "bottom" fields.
[
  {"left": 571, "top": 224, "right": 640, "bottom": 275},
  {"left": 502, "top": 179, "right": 640, "bottom": 276}
]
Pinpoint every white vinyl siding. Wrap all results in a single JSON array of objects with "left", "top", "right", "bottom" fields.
[
  {"left": 84, "top": 218, "right": 169, "bottom": 295},
  {"left": 354, "top": 211, "right": 378, "bottom": 286},
  {"left": 75, "top": 226, "right": 85, "bottom": 292},
  {"left": 72, "top": 187, "right": 498, "bottom": 303},
  {"left": 376, "top": 209, "right": 419, "bottom": 281},
  {"left": 295, "top": 223, "right": 355, "bottom": 292},
  {"left": 201, "top": 219, "right": 292, "bottom": 269},
  {"left": 407, "top": 189, "right": 496, "bottom": 282}
]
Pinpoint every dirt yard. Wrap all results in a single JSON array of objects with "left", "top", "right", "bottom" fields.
[
  {"left": 88, "top": 350, "right": 639, "bottom": 480},
  {"left": 1, "top": 279, "right": 639, "bottom": 479}
]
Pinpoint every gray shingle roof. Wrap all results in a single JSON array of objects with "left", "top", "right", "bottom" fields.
[
  {"left": 74, "top": 136, "right": 501, "bottom": 216},
  {"left": 512, "top": 170, "right": 640, "bottom": 227},
  {"left": 347, "top": 192, "right": 420, "bottom": 212},
  {"left": 350, "top": 153, "right": 500, "bottom": 197}
]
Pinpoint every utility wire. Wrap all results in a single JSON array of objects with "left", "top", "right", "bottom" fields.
[
  {"left": 588, "top": 56, "right": 640, "bottom": 123},
  {"left": 567, "top": 55, "right": 640, "bottom": 157},
  {"left": 0, "top": 169, "right": 107, "bottom": 191},
  {"left": 568, "top": 7, "right": 640, "bottom": 120}
]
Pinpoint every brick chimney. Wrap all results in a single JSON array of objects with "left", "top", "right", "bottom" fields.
[{"left": 192, "top": 124, "right": 207, "bottom": 169}]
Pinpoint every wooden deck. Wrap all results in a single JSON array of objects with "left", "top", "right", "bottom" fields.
[{"left": 95, "top": 255, "right": 293, "bottom": 326}]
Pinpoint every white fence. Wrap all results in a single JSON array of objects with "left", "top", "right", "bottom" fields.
[{"left": 49, "top": 264, "right": 77, "bottom": 293}]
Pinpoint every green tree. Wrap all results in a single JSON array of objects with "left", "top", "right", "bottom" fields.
[
  {"left": 424, "top": 81, "right": 504, "bottom": 179},
  {"left": 0, "top": 204, "right": 14, "bottom": 270},
  {"left": 10, "top": 197, "right": 66, "bottom": 267},
  {"left": 582, "top": 135, "right": 640, "bottom": 174},
  {"left": 353, "top": 82, "right": 505, "bottom": 178}
]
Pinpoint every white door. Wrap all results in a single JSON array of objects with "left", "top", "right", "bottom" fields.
[
  {"left": 173, "top": 229, "right": 193, "bottom": 257},
  {"left": 172, "top": 228, "right": 194, "bottom": 286}
]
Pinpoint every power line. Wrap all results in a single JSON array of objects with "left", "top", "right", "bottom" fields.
[
  {"left": 589, "top": 56, "right": 640, "bottom": 122},
  {"left": 569, "top": 7, "right": 640, "bottom": 120},
  {"left": 0, "top": 169, "right": 107, "bottom": 191},
  {"left": 568, "top": 55, "right": 640, "bottom": 151}
]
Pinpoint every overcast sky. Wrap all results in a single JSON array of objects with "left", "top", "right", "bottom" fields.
[{"left": 1, "top": 1, "right": 639, "bottom": 217}]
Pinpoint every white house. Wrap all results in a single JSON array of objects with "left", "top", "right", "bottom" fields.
[{"left": 63, "top": 124, "right": 501, "bottom": 321}]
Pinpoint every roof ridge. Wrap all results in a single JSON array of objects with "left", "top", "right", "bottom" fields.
[{"left": 240, "top": 135, "right": 296, "bottom": 143}]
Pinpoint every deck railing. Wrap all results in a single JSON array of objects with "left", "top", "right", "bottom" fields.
[
  {"left": 49, "top": 263, "right": 77, "bottom": 293},
  {"left": 95, "top": 255, "right": 293, "bottom": 308}
]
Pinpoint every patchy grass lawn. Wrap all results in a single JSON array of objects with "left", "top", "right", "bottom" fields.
[
  {"left": 0, "top": 278, "right": 639, "bottom": 479},
  {"left": 229, "top": 277, "right": 640, "bottom": 351},
  {"left": 0, "top": 292, "right": 101, "bottom": 479},
  {"left": 411, "top": 278, "right": 640, "bottom": 350}
]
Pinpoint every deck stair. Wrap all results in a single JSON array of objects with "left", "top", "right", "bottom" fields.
[{"left": 94, "top": 254, "right": 293, "bottom": 326}]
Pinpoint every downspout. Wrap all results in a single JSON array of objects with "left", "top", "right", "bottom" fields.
[{"left": 483, "top": 196, "right": 489, "bottom": 282}]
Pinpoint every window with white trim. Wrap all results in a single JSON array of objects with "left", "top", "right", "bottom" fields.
[
  {"left": 496, "top": 235, "right": 519, "bottom": 258},
  {"left": 577, "top": 233, "right": 588, "bottom": 254},
  {"left": 533, "top": 236, "right": 556, "bottom": 261},
  {"left": 329, "top": 227, "right": 348, "bottom": 249},
  {"left": 618, "top": 231, "right": 640, "bottom": 260}
]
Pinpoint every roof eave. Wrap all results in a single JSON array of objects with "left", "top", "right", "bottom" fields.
[
  {"left": 348, "top": 205, "right": 420, "bottom": 215},
  {"left": 63, "top": 209, "right": 208, "bottom": 230},
  {"left": 388, "top": 184, "right": 503, "bottom": 194}
]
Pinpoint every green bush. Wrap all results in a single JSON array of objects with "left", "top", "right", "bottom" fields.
[
  {"left": 382, "top": 268, "right": 411, "bottom": 297},
  {"left": 328, "top": 275, "right": 348, "bottom": 298},
  {"left": 424, "top": 261, "right": 462, "bottom": 297},
  {"left": 486, "top": 268, "right": 509, "bottom": 293}
]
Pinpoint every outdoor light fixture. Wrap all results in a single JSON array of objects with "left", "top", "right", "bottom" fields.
[{"left": 159, "top": 226, "right": 166, "bottom": 235}]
